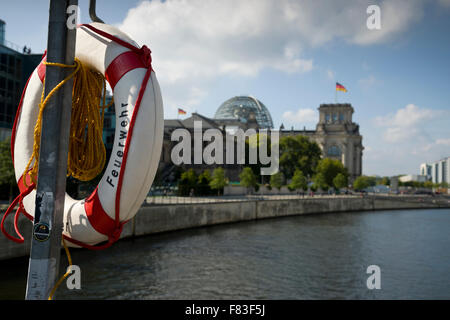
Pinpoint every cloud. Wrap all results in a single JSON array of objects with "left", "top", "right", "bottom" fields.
[
  {"left": 282, "top": 108, "right": 318, "bottom": 124},
  {"left": 365, "top": 104, "right": 449, "bottom": 175},
  {"left": 351, "top": 0, "right": 424, "bottom": 45},
  {"left": 375, "top": 104, "right": 435, "bottom": 128},
  {"left": 119, "top": 0, "right": 315, "bottom": 84},
  {"left": 118, "top": 0, "right": 428, "bottom": 117},
  {"left": 374, "top": 104, "right": 438, "bottom": 143}
]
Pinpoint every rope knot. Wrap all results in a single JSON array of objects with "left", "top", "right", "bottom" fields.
[{"left": 139, "top": 45, "right": 152, "bottom": 69}]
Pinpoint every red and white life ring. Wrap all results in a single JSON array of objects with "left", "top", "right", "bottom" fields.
[{"left": 7, "top": 23, "right": 164, "bottom": 248}]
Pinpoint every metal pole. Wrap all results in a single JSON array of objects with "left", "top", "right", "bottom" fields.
[{"left": 25, "top": 0, "right": 77, "bottom": 300}]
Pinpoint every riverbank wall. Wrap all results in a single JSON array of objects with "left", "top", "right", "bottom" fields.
[{"left": 1, "top": 195, "right": 449, "bottom": 260}]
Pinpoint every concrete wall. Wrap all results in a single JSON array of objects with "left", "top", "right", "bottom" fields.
[
  {"left": 134, "top": 201, "right": 256, "bottom": 236},
  {"left": 0, "top": 213, "right": 32, "bottom": 261},
  {"left": 224, "top": 185, "right": 298, "bottom": 196},
  {"left": 1, "top": 196, "right": 448, "bottom": 261}
]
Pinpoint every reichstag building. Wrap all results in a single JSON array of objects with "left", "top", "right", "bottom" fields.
[{"left": 160, "top": 96, "right": 364, "bottom": 182}]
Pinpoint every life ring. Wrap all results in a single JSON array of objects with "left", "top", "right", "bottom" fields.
[{"left": 6, "top": 23, "right": 164, "bottom": 248}]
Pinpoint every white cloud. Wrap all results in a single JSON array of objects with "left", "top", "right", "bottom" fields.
[
  {"left": 374, "top": 104, "right": 439, "bottom": 143},
  {"left": 282, "top": 108, "right": 318, "bottom": 124},
  {"left": 351, "top": 0, "right": 424, "bottom": 45},
  {"left": 118, "top": 0, "right": 428, "bottom": 117},
  {"left": 365, "top": 104, "right": 449, "bottom": 175}
]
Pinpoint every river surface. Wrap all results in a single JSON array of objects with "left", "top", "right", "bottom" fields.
[{"left": 1, "top": 208, "right": 449, "bottom": 299}]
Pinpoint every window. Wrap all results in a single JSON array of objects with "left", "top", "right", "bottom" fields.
[
  {"left": 327, "top": 145, "right": 341, "bottom": 157},
  {"left": 332, "top": 113, "right": 338, "bottom": 122},
  {"left": 325, "top": 113, "right": 331, "bottom": 123},
  {"left": 339, "top": 113, "right": 344, "bottom": 122}
]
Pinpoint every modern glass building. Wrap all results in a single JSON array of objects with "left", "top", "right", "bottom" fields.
[
  {"left": 0, "top": 19, "right": 42, "bottom": 140},
  {"left": 214, "top": 95, "right": 274, "bottom": 129}
]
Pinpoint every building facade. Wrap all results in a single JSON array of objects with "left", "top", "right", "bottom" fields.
[
  {"left": 0, "top": 19, "right": 42, "bottom": 140},
  {"left": 399, "top": 174, "right": 428, "bottom": 183},
  {"left": 160, "top": 96, "right": 363, "bottom": 183},
  {"left": 281, "top": 103, "right": 363, "bottom": 180},
  {"left": 420, "top": 157, "right": 450, "bottom": 184}
]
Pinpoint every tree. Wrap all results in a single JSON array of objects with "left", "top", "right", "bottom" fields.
[
  {"left": 279, "top": 135, "right": 322, "bottom": 179},
  {"left": 289, "top": 169, "right": 308, "bottom": 192},
  {"left": 270, "top": 171, "right": 284, "bottom": 190},
  {"left": 178, "top": 168, "right": 197, "bottom": 196},
  {"left": 239, "top": 167, "right": 257, "bottom": 193},
  {"left": 366, "top": 176, "right": 377, "bottom": 187},
  {"left": 181, "top": 168, "right": 197, "bottom": 184},
  {"left": 197, "top": 170, "right": 212, "bottom": 195},
  {"left": 209, "top": 167, "right": 228, "bottom": 195},
  {"left": 333, "top": 173, "right": 348, "bottom": 190},
  {"left": 423, "top": 181, "right": 434, "bottom": 189},
  {"left": 0, "top": 139, "right": 17, "bottom": 201},
  {"left": 312, "top": 172, "right": 328, "bottom": 191},
  {"left": 353, "top": 176, "right": 370, "bottom": 191},
  {"left": 379, "top": 176, "right": 390, "bottom": 186},
  {"left": 314, "top": 158, "right": 349, "bottom": 189},
  {"left": 244, "top": 132, "right": 273, "bottom": 184}
]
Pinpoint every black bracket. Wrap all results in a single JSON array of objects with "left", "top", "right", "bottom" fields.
[{"left": 89, "top": 0, "right": 104, "bottom": 23}]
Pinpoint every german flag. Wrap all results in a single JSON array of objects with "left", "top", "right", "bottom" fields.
[
  {"left": 178, "top": 108, "right": 187, "bottom": 115},
  {"left": 336, "top": 82, "right": 347, "bottom": 92}
]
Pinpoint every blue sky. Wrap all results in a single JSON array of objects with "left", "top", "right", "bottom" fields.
[{"left": 1, "top": 0, "right": 450, "bottom": 176}]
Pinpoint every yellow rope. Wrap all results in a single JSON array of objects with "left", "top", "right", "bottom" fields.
[
  {"left": 23, "top": 58, "right": 113, "bottom": 186},
  {"left": 67, "top": 59, "right": 113, "bottom": 181},
  {"left": 48, "top": 237, "right": 72, "bottom": 300}
]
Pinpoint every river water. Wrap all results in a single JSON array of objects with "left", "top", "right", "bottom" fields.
[{"left": 1, "top": 208, "right": 449, "bottom": 299}]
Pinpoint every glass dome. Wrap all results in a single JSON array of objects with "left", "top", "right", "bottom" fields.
[{"left": 214, "top": 96, "right": 274, "bottom": 129}]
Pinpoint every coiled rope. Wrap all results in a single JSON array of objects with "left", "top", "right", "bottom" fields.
[{"left": 23, "top": 58, "right": 113, "bottom": 186}]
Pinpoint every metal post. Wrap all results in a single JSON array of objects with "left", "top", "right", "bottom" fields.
[{"left": 25, "top": 0, "right": 77, "bottom": 300}]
